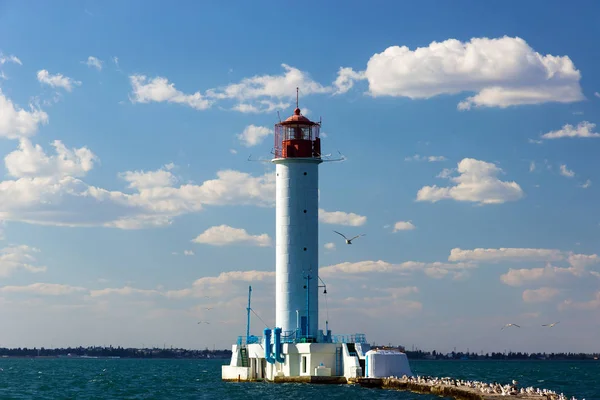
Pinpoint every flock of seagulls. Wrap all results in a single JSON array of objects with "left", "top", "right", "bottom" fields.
[
  {"left": 502, "top": 322, "right": 559, "bottom": 330},
  {"left": 395, "top": 375, "right": 583, "bottom": 400}
]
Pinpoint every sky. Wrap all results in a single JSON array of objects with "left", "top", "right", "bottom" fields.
[{"left": 0, "top": 0, "right": 599, "bottom": 354}]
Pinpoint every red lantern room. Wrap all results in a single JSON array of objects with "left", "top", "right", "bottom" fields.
[{"left": 274, "top": 95, "right": 321, "bottom": 159}]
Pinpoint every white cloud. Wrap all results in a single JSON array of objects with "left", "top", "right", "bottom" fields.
[
  {"left": 528, "top": 138, "right": 543, "bottom": 145},
  {"left": 404, "top": 154, "right": 447, "bottom": 162},
  {"left": 0, "top": 90, "right": 49, "bottom": 139},
  {"left": 37, "top": 70, "right": 81, "bottom": 92},
  {"left": 333, "top": 67, "right": 365, "bottom": 95},
  {"left": 89, "top": 286, "right": 162, "bottom": 297},
  {"left": 559, "top": 291, "right": 600, "bottom": 311},
  {"left": 183, "top": 250, "right": 194, "bottom": 256},
  {"left": 206, "top": 63, "right": 331, "bottom": 101},
  {"left": 448, "top": 247, "right": 564, "bottom": 263},
  {"left": 320, "top": 259, "right": 474, "bottom": 279},
  {"left": 229, "top": 149, "right": 238, "bottom": 154},
  {"left": 522, "top": 287, "right": 561, "bottom": 303},
  {"left": 416, "top": 158, "right": 524, "bottom": 205},
  {"left": 500, "top": 256, "right": 599, "bottom": 287},
  {"left": 112, "top": 56, "right": 119, "bottom": 67},
  {"left": 541, "top": 121, "right": 600, "bottom": 139},
  {"left": 5, "top": 139, "right": 97, "bottom": 178},
  {"left": 232, "top": 100, "right": 290, "bottom": 114},
  {"left": 0, "top": 245, "right": 46, "bottom": 277},
  {"left": 0, "top": 139, "right": 276, "bottom": 228},
  {"left": 337, "top": 36, "right": 583, "bottom": 110},
  {"left": 0, "top": 53, "right": 22, "bottom": 65},
  {"left": 83, "top": 56, "right": 103, "bottom": 71},
  {"left": 0, "top": 283, "right": 86, "bottom": 296},
  {"left": 595, "top": 92, "right": 600, "bottom": 98},
  {"left": 580, "top": 179, "right": 591, "bottom": 189},
  {"left": 324, "top": 242, "right": 336, "bottom": 250},
  {"left": 318, "top": 208, "right": 367, "bottom": 226},
  {"left": 529, "top": 161, "right": 536, "bottom": 172},
  {"left": 559, "top": 164, "right": 575, "bottom": 178},
  {"left": 393, "top": 221, "right": 416, "bottom": 232},
  {"left": 236, "top": 125, "right": 273, "bottom": 147},
  {"left": 192, "top": 225, "right": 271, "bottom": 247},
  {"left": 129, "top": 75, "right": 212, "bottom": 110},
  {"left": 118, "top": 163, "right": 176, "bottom": 189}
]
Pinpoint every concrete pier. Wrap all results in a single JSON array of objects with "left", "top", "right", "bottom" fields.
[{"left": 356, "top": 377, "right": 565, "bottom": 400}]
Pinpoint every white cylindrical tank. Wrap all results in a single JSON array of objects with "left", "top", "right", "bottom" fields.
[
  {"left": 365, "top": 349, "right": 413, "bottom": 378},
  {"left": 274, "top": 158, "right": 320, "bottom": 339}
]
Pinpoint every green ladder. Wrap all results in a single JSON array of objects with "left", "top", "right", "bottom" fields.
[{"left": 240, "top": 347, "right": 249, "bottom": 367}]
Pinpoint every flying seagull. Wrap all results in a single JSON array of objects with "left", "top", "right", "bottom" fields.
[
  {"left": 333, "top": 230, "right": 366, "bottom": 244},
  {"left": 542, "top": 322, "right": 559, "bottom": 327},
  {"left": 501, "top": 323, "right": 521, "bottom": 330},
  {"left": 205, "top": 307, "right": 213, "bottom": 311},
  {"left": 197, "top": 321, "right": 210, "bottom": 324}
]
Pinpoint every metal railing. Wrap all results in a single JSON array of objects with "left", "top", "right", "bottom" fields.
[
  {"left": 331, "top": 334, "right": 367, "bottom": 344},
  {"left": 236, "top": 335, "right": 262, "bottom": 346}
]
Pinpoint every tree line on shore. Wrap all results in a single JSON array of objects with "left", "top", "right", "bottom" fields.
[{"left": 1, "top": 346, "right": 598, "bottom": 361}]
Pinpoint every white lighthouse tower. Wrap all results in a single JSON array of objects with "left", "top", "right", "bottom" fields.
[
  {"left": 221, "top": 97, "right": 413, "bottom": 383},
  {"left": 273, "top": 101, "right": 321, "bottom": 341}
]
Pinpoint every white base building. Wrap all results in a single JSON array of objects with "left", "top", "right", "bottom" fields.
[{"left": 222, "top": 332, "right": 413, "bottom": 382}]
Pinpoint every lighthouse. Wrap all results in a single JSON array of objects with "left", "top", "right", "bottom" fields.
[
  {"left": 273, "top": 102, "right": 322, "bottom": 340},
  {"left": 221, "top": 97, "right": 413, "bottom": 383}
]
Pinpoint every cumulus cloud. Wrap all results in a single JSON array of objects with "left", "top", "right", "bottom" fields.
[
  {"left": 0, "top": 139, "right": 276, "bottom": 228},
  {"left": 559, "top": 164, "right": 575, "bottom": 178},
  {"left": 324, "top": 242, "right": 336, "bottom": 250},
  {"left": 5, "top": 139, "right": 97, "bottom": 178},
  {"left": 416, "top": 158, "right": 524, "bottom": 205},
  {"left": 404, "top": 154, "right": 447, "bottom": 162},
  {"left": 0, "top": 283, "right": 85, "bottom": 295},
  {"left": 232, "top": 100, "right": 290, "bottom": 114},
  {"left": 89, "top": 286, "right": 163, "bottom": 297},
  {"left": 448, "top": 247, "right": 564, "bottom": 263},
  {"left": 393, "top": 221, "right": 416, "bottom": 232},
  {"left": 191, "top": 225, "right": 271, "bottom": 247},
  {"left": 0, "top": 91, "right": 49, "bottom": 139},
  {"left": 320, "top": 259, "right": 474, "bottom": 279},
  {"left": 541, "top": 121, "right": 600, "bottom": 139},
  {"left": 206, "top": 63, "right": 331, "bottom": 101},
  {"left": 129, "top": 75, "right": 212, "bottom": 110},
  {"left": 37, "top": 70, "right": 81, "bottom": 92},
  {"left": 236, "top": 125, "right": 273, "bottom": 147},
  {"left": 337, "top": 36, "right": 583, "bottom": 110},
  {"left": 522, "top": 287, "right": 561, "bottom": 303},
  {"left": 333, "top": 67, "right": 365, "bottom": 95},
  {"left": 0, "top": 245, "right": 46, "bottom": 277},
  {"left": 183, "top": 250, "right": 194, "bottom": 256},
  {"left": 318, "top": 208, "right": 367, "bottom": 226},
  {"left": 83, "top": 56, "right": 103, "bottom": 71},
  {"left": 580, "top": 179, "right": 591, "bottom": 189}
]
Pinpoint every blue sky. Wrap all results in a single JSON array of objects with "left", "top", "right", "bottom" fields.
[{"left": 0, "top": 0, "right": 599, "bottom": 353}]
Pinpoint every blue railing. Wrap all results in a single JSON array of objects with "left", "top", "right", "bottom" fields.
[
  {"left": 331, "top": 333, "right": 367, "bottom": 344},
  {"left": 236, "top": 335, "right": 262, "bottom": 346}
]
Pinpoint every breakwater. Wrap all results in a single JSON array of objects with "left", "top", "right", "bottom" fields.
[{"left": 357, "top": 376, "right": 581, "bottom": 400}]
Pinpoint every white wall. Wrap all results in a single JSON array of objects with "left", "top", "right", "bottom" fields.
[{"left": 274, "top": 159, "right": 321, "bottom": 338}]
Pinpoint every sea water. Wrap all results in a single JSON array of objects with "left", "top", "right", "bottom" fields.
[{"left": 0, "top": 358, "right": 598, "bottom": 399}]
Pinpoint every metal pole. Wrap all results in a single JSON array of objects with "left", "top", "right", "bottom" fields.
[{"left": 246, "top": 286, "right": 252, "bottom": 341}]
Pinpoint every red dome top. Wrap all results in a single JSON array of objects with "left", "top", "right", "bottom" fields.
[{"left": 280, "top": 107, "right": 317, "bottom": 126}]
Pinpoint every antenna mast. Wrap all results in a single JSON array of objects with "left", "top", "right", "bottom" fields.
[{"left": 296, "top": 87, "right": 299, "bottom": 109}]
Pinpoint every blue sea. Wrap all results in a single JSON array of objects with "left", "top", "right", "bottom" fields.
[{"left": 0, "top": 358, "right": 598, "bottom": 399}]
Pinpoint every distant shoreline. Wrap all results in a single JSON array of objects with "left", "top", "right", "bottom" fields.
[{"left": 1, "top": 347, "right": 598, "bottom": 362}]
